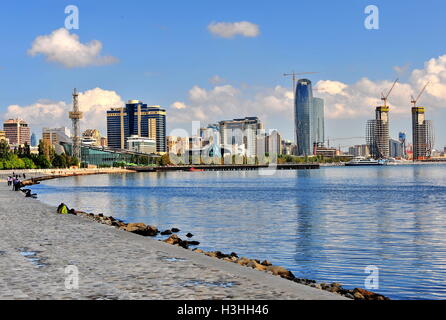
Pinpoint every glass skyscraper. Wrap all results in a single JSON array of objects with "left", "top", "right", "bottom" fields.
[{"left": 294, "top": 79, "right": 325, "bottom": 156}]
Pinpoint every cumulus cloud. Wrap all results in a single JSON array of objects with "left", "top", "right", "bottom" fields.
[
  {"left": 167, "top": 53, "right": 446, "bottom": 143},
  {"left": 314, "top": 55, "right": 446, "bottom": 120},
  {"left": 28, "top": 28, "right": 118, "bottom": 68},
  {"left": 4, "top": 88, "right": 124, "bottom": 135},
  {"left": 169, "top": 84, "right": 293, "bottom": 129},
  {"left": 208, "top": 21, "right": 260, "bottom": 38}
]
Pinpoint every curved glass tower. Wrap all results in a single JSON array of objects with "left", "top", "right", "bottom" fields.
[{"left": 295, "top": 79, "right": 314, "bottom": 156}]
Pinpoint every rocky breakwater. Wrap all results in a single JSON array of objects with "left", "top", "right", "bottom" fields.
[{"left": 67, "top": 210, "right": 389, "bottom": 300}]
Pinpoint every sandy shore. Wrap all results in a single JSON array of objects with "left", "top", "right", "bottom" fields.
[{"left": 0, "top": 180, "right": 345, "bottom": 300}]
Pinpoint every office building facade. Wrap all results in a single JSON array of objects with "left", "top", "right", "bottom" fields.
[{"left": 107, "top": 100, "right": 167, "bottom": 154}]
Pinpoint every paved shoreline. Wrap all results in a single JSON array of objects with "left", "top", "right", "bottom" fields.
[{"left": 0, "top": 181, "right": 345, "bottom": 300}]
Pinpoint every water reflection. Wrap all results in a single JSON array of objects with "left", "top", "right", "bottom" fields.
[{"left": 30, "top": 165, "right": 446, "bottom": 299}]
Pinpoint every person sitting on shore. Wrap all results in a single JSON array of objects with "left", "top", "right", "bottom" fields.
[{"left": 57, "top": 203, "right": 69, "bottom": 215}]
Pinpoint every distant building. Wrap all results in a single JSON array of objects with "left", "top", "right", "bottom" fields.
[
  {"left": 399, "top": 132, "right": 406, "bottom": 157},
  {"left": 126, "top": 135, "right": 156, "bottom": 154},
  {"left": 219, "top": 117, "right": 264, "bottom": 157},
  {"left": 315, "top": 146, "right": 338, "bottom": 158},
  {"left": 267, "top": 130, "right": 282, "bottom": 155},
  {"left": 42, "top": 127, "right": 71, "bottom": 154},
  {"left": 348, "top": 144, "right": 370, "bottom": 157},
  {"left": 366, "top": 106, "right": 390, "bottom": 159},
  {"left": 389, "top": 139, "right": 404, "bottom": 158},
  {"left": 82, "top": 129, "right": 102, "bottom": 147},
  {"left": 412, "top": 106, "right": 433, "bottom": 160},
  {"left": 107, "top": 100, "right": 166, "bottom": 154},
  {"left": 30, "top": 133, "right": 37, "bottom": 147},
  {"left": 100, "top": 137, "right": 108, "bottom": 147},
  {"left": 294, "top": 79, "right": 325, "bottom": 156},
  {"left": 281, "top": 140, "right": 294, "bottom": 155},
  {"left": 3, "top": 119, "right": 30, "bottom": 146}
]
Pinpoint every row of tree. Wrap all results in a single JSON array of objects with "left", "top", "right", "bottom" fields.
[{"left": 0, "top": 140, "right": 78, "bottom": 170}]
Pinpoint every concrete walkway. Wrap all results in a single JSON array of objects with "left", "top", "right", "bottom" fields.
[{"left": 0, "top": 183, "right": 345, "bottom": 300}]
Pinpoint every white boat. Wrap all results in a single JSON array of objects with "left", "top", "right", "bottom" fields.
[{"left": 345, "top": 156, "right": 383, "bottom": 166}]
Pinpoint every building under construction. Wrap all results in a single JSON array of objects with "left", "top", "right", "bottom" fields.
[
  {"left": 412, "top": 106, "right": 434, "bottom": 160},
  {"left": 366, "top": 79, "right": 398, "bottom": 159},
  {"left": 366, "top": 106, "right": 390, "bottom": 159}
]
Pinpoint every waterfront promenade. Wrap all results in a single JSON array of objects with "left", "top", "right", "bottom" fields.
[{"left": 0, "top": 181, "right": 344, "bottom": 300}]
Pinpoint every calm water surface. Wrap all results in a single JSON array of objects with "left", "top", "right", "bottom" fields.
[{"left": 30, "top": 165, "right": 446, "bottom": 299}]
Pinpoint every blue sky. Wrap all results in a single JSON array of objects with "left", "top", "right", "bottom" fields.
[{"left": 1, "top": 0, "right": 446, "bottom": 147}]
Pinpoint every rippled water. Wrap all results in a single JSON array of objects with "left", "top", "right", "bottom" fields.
[{"left": 30, "top": 165, "right": 446, "bottom": 299}]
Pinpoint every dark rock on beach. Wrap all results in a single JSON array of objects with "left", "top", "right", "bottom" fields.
[
  {"left": 186, "top": 232, "right": 194, "bottom": 238},
  {"left": 161, "top": 230, "right": 172, "bottom": 235},
  {"left": 171, "top": 228, "right": 180, "bottom": 233}
]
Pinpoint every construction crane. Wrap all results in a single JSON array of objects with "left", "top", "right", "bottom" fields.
[
  {"left": 283, "top": 71, "right": 319, "bottom": 96},
  {"left": 381, "top": 78, "right": 399, "bottom": 107},
  {"left": 411, "top": 81, "right": 430, "bottom": 107}
]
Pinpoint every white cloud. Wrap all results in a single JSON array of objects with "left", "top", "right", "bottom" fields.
[
  {"left": 4, "top": 88, "right": 124, "bottom": 135},
  {"left": 208, "top": 21, "right": 260, "bottom": 38},
  {"left": 28, "top": 28, "right": 118, "bottom": 68},
  {"left": 167, "top": 53, "right": 446, "bottom": 144}
]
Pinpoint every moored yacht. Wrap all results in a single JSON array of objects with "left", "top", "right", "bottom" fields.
[{"left": 345, "top": 156, "right": 383, "bottom": 166}]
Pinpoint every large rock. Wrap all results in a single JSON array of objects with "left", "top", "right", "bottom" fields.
[
  {"left": 124, "top": 223, "right": 159, "bottom": 236},
  {"left": 266, "top": 266, "right": 295, "bottom": 280},
  {"left": 164, "top": 235, "right": 189, "bottom": 249},
  {"left": 246, "top": 260, "right": 267, "bottom": 271},
  {"left": 236, "top": 257, "right": 252, "bottom": 266}
]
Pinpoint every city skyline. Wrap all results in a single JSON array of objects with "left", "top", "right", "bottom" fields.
[{"left": 2, "top": 1, "right": 446, "bottom": 147}]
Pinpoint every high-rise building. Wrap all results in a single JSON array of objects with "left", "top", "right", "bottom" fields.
[
  {"left": 267, "top": 130, "right": 282, "bottom": 155},
  {"left": 412, "top": 106, "right": 433, "bottom": 160},
  {"left": 295, "top": 79, "right": 313, "bottom": 156},
  {"left": 312, "top": 97, "right": 325, "bottom": 147},
  {"left": 219, "top": 117, "right": 264, "bottom": 157},
  {"left": 30, "top": 133, "right": 37, "bottom": 147},
  {"left": 106, "top": 100, "right": 167, "bottom": 154},
  {"left": 366, "top": 106, "right": 390, "bottom": 159},
  {"left": 3, "top": 119, "right": 30, "bottom": 146},
  {"left": 294, "top": 79, "right": 325, "bottom": 156}
]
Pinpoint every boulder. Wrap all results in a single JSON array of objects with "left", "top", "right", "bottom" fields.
[
  {"left": 164, "top": 234, "right": 181, "bottom": 245},
  {"left": 186, "top": 233, "right": 194, "bottom": 238},
  {"left": 164, "top": 235, "right": 188, "bottom": 249},
  {"left": 125, "top": 223, "right": 159, "bottom": 236},
  {"left": 186, "top": 241, "right": 200, "bottom": 246},
  {"left": 193, "top": 249, "right": 204, "bottom": 254},
  {"left": 353, "top": 288, "right": 389, "bottom": 300},
  {"left": 261, "top": 260, "right": 272, "bottom": 266},
  {"left": 266, "top": 266, "right": 295, "bottom": 280},
  {"left": 236, "top": 257, "right": 252, "bottom": 266},
  {"left": 161, "top": 230, "right": 173, "bottom": 235},
  {"left": 171, "top": 228, "right": 180, "bottom": 233},
  {"left": 246, "top": 260, "right": 267, "bottom": 271}
]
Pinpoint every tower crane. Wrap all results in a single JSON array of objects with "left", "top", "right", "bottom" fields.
[
  {"left": 381, "top": 78, "right": 399, "bottom": 107},
  {"left": 411, "top": 81, "right": 430, "bottom": 107},
  {"left": 283, "top": 71, "right": 319, "bottom": 95}
]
